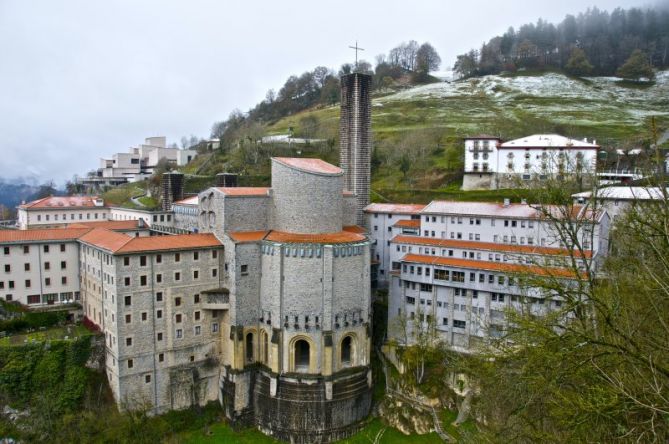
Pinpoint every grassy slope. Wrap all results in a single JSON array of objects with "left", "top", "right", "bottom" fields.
[
  {"left": 180, "top": 418, "right": 442, "bottom": 444},
  {"left": 259, "top": 71, "right": 669, "bottom": 202}
]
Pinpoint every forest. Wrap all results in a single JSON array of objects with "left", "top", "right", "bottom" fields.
[{"left": 454, "top": 6, "right": 669, "bottom": 79}]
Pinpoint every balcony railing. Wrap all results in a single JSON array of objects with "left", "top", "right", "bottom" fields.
[{"left": 202, "top": 289, "right": 230, "bottom": 310}]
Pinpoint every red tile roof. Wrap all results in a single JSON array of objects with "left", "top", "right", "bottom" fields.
[
  {"left": 266, "top": 230, "right": 365, "bottom": 244},
  {"left": 343, "top": 225, "right": 366, "bottom": 234},
  {"left": 228, "top": 231, "right": 268, "bottom": 243},
  {"left": 78, "top": 228, "right": 133, "bottom": 252},
  {"left": 393, "top": 219, "right": 421, "bottom": 229},
  {"left": 364, "top": 203, "right": 426, "bottom": 214},
  {"left": 217, "top": 187, "right": 270, "bottom": 197},
  {"left": 228, "top": 229, "right": 366, "bottom": 244},
  {"left": 67, "top": 220, "right": 145, "bottom": 231},
  {"left": 402, "top": 253, "right": 582, "bottom": 279},
  {"left": 392, "top": 235, "right": 592, "bottom": 258},
  {"left": 273, "top": 157, "right": 343, "bottom": 175},
  {"left": 19, "top": 196, "right": 104, "bottom": 209},
  {"left": 116, "top": 233, "right": 222, "bottom": 254},
  {"left": 0, "top": 228, "right": 92, "bottom": 243},
  {"left": 79, "top": 228, "right": 222, "bottom": 253}
]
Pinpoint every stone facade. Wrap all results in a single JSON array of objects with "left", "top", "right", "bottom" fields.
[
  {"left": 74, "top": 157, "right": 372, "bottom": 442},
  {"left": 340, "top": 73, "right": 372, "bottom": 226}
]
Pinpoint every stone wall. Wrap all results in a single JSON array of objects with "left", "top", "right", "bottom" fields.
[{"left": 270, "top": 159, "right": 343, "bottom": 234}]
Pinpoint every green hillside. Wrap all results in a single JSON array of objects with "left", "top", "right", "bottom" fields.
[{"left": 182, "top": 71, "right": 669, "bottom": 203}]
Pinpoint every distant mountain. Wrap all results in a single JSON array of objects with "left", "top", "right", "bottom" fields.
[{"left": 0, "top": 179, "right": 41, "bottom": 213}]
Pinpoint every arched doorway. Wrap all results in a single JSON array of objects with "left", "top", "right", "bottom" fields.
[
  {"left": 294, "top": 339, "right": 310, "bottom": 372},
  {"left": 245, "top": 332, "right": 254, "bottom": 363},
  {"left": 341, "top": 336, "right": 353, "bottom": 367}
]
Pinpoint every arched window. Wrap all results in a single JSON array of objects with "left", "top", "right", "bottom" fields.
[
  {"left": 262, "top": 331, "right": 269, "bottom": 364},
  {"left": 294, "top": 339, "right": 310, "bottom": 372},
  {"left": 245, "top": 332, "right": 254, "bottom": 363},
  {"left": 341, "top": 336, "right": 352, "bottom": 367}
]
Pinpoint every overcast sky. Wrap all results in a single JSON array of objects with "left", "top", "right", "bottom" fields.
[{"left": 0, "top": 0, "right": 656, "bottom": 185}]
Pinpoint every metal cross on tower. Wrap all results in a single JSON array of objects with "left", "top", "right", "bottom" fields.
[{"left": 348, "top": 41, "right": 364, "bottom": 65}]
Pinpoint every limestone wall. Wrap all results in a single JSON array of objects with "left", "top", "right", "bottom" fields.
[{"left": 270, "top": 160, "right": 343, "bottom": 234}]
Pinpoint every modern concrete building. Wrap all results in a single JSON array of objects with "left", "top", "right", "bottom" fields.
[
  {"left": 463, "top": 134, "right": 599, "bottom": 190},
  {"left": 83, "top": 136, "right": 197, "bottom": 186},
  {"left": 340, "top": 72, "right": 372, "bottom": 226}
]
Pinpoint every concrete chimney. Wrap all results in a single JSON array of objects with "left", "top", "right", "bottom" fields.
[{"left": 161, "top": 172, "right": 184, "bottom": 211}]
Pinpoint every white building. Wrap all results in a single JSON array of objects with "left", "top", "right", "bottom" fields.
[
  {"left": 0, "top": 221, "right": 148, "bottom": 307},
  {"left": 364, "top": 203, "right": 425, "bottom": 288},
  {"left": 366, "top": 199, "right": 610, "bottom": 351},
  {"left": 573, "top": 186, "right": 668, "bottom": 221},
  {"left": 463, "top": 134, "right": 599, "bottom": 190},
  {"left": 17, "top": 196, "right": 108, "bottom": 229},
  {"left": 85, "top": 136, "right": 197, "bottom": 186}
]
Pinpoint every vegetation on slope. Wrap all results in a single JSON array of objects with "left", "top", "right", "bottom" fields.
[{"left": 454, "top": 5, "right": 669, "bottom": 79}]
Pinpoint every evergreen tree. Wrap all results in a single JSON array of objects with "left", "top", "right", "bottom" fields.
[
  {"left": 617, "top": 49, "right": 655, "bottom": 81},
  {"left": 565, "top": 47, "right": 594, "bottom": 76}
]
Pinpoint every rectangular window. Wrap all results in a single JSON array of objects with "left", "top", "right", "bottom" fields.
[
  {"left": 193, "top": 270, "right": 199, "bottom": 279},
  {"left": 60, "top": 261, "right": 66, "bottom": 269},
  {"left": 45, "top": 277, "right": 51, "bottom": 286},
  {"left": 157, "top": 332, "right": 163, "bottom": 341},
  {"left": 125, "top": 296, "right": 131, "bottom": 306},
  {"left": 140, "top": 275, "right": 147, "bottom": 286},
  {"left": 453, "top": 320, "right": 466, "bottom": 329},
  {"left": 126, "top": 337, "right": 132, "bottom": 346},
  {"left": 175, "top": 297, "right": 181, "bottom": 306},
  {"left": 157, "top": 309, "right": 162, "bottom": 319},
  {"left": 127, "top": 359, "right": 133, "bottom": 368},
  {"left": 141, "top": 312, "right": 147, "bottom": 321},
  {"left": 194, "top": 325, "right": 201, "bottom": 335},
  {"left": 176, "top": 314, "right": 182, "bottom": 323},
  {"left": 44, "top": 262, "right": 50, "bottom": 270},
  {"left": 212, "top": 323, "right": 219, "bottom": 332},
  {"left": 194, "top": 251, "right": 199, "bottom": 261},
  {"left": 3, "top": 247, "right": 9, "bottom": 255},
  {"left": 156, "top": 273, "right": 162, "bottom": 283},
  {"left": 125, "top": 314, "right": 131, "bottom": 323},
  {"left": 145, "top": 374, "right": 151, "bottom": 383},
  {"left": 124, "top": 277, "right": 130, "bottom": 286},
  {"left": 174, "top": 272, "right": 181, "bottom": 281},
  {"left": 25, "top": 279, "right": 31, "bottom": 288},
  {"left": 159, "top": 353, "right": 164, "bottom": 362},
  {"left": 156, "top": 291, "right": 163, "bottom": 302},
  {"left": 23, "top": 246, "right": 29, "bottom": 254},
  {"left": 241, "top": 265, "right": 248, "bottom": 275},
  {"left": 176, "top": 329, "right": 183, "bottom": 339},
  {"left": 60, "top": 244, "right": 65, "bottom": 252},
  {"left": 43, "top": 245, "right": 49, "bottom": 253},
  {"left": 175, "top": 253, "right": 180, "bottom": 262},
  {"left": 156, "top": 254, "right": 162, "bottom": 264},
  {"left": 123, "top": 257, "right": 130, "bottom": 266},
  {"left": 24, "top": 263, "right": 30, "bottom": 271}
]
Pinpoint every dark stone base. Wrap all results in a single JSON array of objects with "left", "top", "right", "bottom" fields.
[{"left": 221, "top": 367, "right": 372, "bottom": 443}]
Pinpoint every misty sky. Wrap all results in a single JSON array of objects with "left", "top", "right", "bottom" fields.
[{"left": 0, "top": 0, "right": 655, "bottom": 185}]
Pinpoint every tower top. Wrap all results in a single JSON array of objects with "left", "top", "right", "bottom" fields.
[{"left": 348, "top": 40, "right": 364, "bottom": 65}]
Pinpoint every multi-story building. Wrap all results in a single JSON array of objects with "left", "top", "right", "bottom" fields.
[
  {"left": 0, "top": 220, "right": 148, "bottom": 307},
  {"left": 573, "top": 186, "right": 667, "bottom": 221},
  {"left": 17, "top": 196, "right": 108, "bottom": 229},
  {"left": 78, "top": 228, "right": 224, "bottom": 412},
  {"left": 368, "top": 199, "right": 609, "bottom": 351},
  {"left": 82, "top": 136, "right": 197, "bottom": 187},
  {"left": 68, "top": 156, "right": 373, "bottom": 442},
  {"left": 463, "top": 134, "right": 599, "bottom": 190},
  {"left": 364, "top": 203, "right": 425, "bottom": 288}
]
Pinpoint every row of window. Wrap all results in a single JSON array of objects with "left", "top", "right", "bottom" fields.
[
  {"left": 2, "top": 244, "right": 67, "bottom": 255},
  {"left": 3, "top": 261, "right": 67, "bottom": 273},
  {"left": 36, "top": 212, "right": 106, "bottom": 222},
  {"left": 0, "top": 276, "right": 69, "bottom": 292}
]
